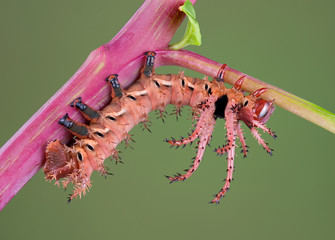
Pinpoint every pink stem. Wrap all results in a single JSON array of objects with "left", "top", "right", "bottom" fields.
[{"left": 0, "top": 0, "right": 196, "bottom": 211}]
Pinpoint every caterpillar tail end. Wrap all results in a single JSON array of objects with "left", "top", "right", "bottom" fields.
[{"left": 44, "top": 139, "right": 74, "bottom": 181}]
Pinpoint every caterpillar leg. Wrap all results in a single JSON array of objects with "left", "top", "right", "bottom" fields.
[
  {"left": 238, "top": 86, "right": 276, "bottom": 155},
  {"left": 214, "top": 76, "right": 245, "bottom": 155},
  {"left": 166, "top": 95, "right": 217, "bottom": 182},
  {"left": 237, "top": 123, "right": 248, "bottom": 158},
  {"left": 250, "top": 127, "right": 273, "bottom": 155},
  {"left": 214, "top": 98, "right": 239, "bottom": 155},
  {"left": 167, "top": 133, "right": 211, "bottom": 182},
  {"left": 166, "top": 85, "right": 223, "bottom": 147},
  {"left": 211, "top": 139, "right": 236, "bottom": 204},
  {"left": 211, "top": 100, "right": 238, "bottom": 203},
  {"left": 214, "top": 122, "right": 247, "bottom": 157},
  {"left": 165, "top": 122, "right": 200, "bottom": 147},
  {"left": 250, "top": 119, "right": 277, "bottom": 139}
]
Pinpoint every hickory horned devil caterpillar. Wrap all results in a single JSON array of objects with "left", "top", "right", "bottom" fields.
[{"left": 44, "top": 51, "right": 276, "bottom": 204}]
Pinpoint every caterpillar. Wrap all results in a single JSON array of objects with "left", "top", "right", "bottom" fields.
[{"left": 43, "top": 51, "right": 276, "bottom": 204}]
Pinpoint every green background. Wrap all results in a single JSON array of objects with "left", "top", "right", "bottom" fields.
[{"left": 1, "top": 0, "right": 334, "bottom": 239}]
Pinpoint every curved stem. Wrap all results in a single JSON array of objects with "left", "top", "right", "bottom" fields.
[
  {"left": 161, "top": 50, "right": 335, "bottom": 134},
  {"left": 118, "top": 49, "right": 335, "bottom": 134}
]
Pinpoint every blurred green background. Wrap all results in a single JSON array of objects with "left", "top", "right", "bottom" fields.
[{"left": 1, "top": 0, "right": 334, "bottom": 239}]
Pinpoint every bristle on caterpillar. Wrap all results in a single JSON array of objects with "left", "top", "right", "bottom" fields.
[{"left": 44, "top": 51, "right": 276, "bottom": 204}]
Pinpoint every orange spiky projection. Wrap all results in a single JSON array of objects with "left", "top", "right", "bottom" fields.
[{"left": 44, "top": 52, "right": 276, "bottom": 203}]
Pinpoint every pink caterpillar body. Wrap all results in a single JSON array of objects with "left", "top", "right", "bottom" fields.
[{"left": 44, "top": 52, "right": 276, "bottom": 203}]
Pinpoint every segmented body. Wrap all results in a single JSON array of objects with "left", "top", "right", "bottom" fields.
[{"left": 44, "top": 52, "right": 276, "bottom": 203}]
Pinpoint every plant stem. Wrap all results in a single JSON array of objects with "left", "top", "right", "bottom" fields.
[
  {"left": 118, "top": 49, "right": 335, "bottom": 134},
  {"left": 0, "top": 0, "right": 196, "bottom": 211}
]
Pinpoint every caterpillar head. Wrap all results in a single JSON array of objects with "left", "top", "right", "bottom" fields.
[
  {"left": 239, "top": 88, "right": 275, "bottom": 126},
  {"left": 252, "top": 98, "right": 275, "bottom": 124}
]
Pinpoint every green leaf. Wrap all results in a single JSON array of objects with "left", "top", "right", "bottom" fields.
[{"left": 169, "top": 0, "right": 201, "bottom": 50}]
